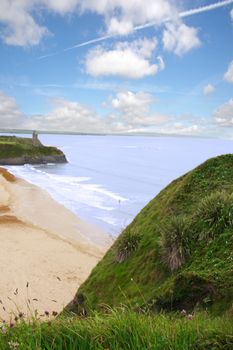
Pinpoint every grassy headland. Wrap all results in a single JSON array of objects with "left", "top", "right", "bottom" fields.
[{"left": 0, "top": 135, "right": 67, "bottom": 165}]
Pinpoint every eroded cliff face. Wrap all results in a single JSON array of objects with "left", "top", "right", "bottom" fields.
[{"left": 0, "top": 154, "right": 67, "bottom": 165}]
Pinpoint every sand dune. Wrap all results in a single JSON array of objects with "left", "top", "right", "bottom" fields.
[{"left": 0, "top": 168, "right": 112, "bottom": 322}]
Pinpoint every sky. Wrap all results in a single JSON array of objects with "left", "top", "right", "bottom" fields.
[{"left": 0, "top": 0, "right": 233, "bottom": 138}]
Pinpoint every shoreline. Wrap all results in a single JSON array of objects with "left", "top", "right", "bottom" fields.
[{"left": 0, "top": 168, "right": 112, "bottom": 321}]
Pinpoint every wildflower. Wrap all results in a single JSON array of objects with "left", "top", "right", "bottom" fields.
[
  {"left": 52, "top": 311, "right": 58, "bottom": 317},
  {"left": 18, "top": 312, "right": 24, "bottom": 318},
  {"left": 44, "top": 310, "right": 50, "bottom": 316},
  {"left": 181, "top": 309, "right": 186, "bottom": 316},
  {"left": 187, "top": 314, "right": 193, "bottom": 320},
  {"left": 14, "top": 316, "right": 18, "bottom": 322},
  {"left": 9, "top": 322, "right": 15, "bottom": 328},
  {"left": 8, "top": 340, "right": 19, "bottom": 349}
]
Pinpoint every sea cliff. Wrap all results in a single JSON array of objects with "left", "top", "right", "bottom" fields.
[{"left": 0, "top": 134, "right": 67, "bottom": 165}]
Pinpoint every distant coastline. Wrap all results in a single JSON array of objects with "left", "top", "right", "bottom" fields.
[{"left": 0, "top": 128, "right": 224, "bottom": 139}]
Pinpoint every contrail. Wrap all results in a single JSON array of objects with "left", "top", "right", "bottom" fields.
[
  {"left": 179, "top": 0, "right": 233, "bottom": 18},
  {"left": 134, "top": 0, "right": 233, "bottom": 31},
  {"left": 38, "top": 0, "right": 233, "bottom": 59}
]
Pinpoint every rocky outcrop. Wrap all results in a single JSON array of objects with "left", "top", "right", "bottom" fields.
[
  {"left": 0, "top": 154, "right": 67, "bottom": 165},
  {"left": 0, "top": 134, "right": 68, "bottom": 165}
]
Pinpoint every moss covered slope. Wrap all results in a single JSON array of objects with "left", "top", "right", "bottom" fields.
[{"left": 68, "top": 154, "right": 233, "bottom": 314}]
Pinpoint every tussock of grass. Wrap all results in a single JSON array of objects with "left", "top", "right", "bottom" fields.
[
  {"left": 115, "top": 228, "right": 142, "bottom": 263},
  {"left": 194, "top": 191, "right": 233, "bottom": 241},
  {"left": 0, "top": 310, "right": 232, "bottom": 350},
  {"left": 159, "top": 216, "right": 191, "bottom": 272},
  {"left": 0, "top": 168, "right": 16, "bottom": 182}
]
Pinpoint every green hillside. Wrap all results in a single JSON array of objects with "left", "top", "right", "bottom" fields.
[{"left": 68, "top": 154, "right": 233, "bottom": 314}]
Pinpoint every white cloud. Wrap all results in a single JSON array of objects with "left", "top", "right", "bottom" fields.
[
  {"left": 0, "top": 0, "right": 228, "bottom": 50},
  {"left": 0, "top": 0, "right": 175, "bottom": 46},
  {"left": 24, "top": 92, "right": 169, "bottom": 133},
  {"left": 231, "top": 8, "right": 233, "bottom": 19},
  {"left": 85, "top": 38, "right": 164, "bottom": 79},
  {"left": 203, "top": 84, "right": 215, "bottom": 96},
  {"left": 110, "top": 90, "right": 169, "bottom": 128},
  {"left": 112, "top": 91, "right": 152, "bottom": 111},
  {"left": 224, "top": 61, "right": 233, "bottom": 83},
  {"left": 44, "top": 0, "right": 79, "bottom": 14},
  {"left": 24, "top": 98, "right": 108, "bottom": 133},
  {"left": 0, "top": 0, "right": 48, "bottom": 46},
  {"left": 0, "top": 90, "right": 225, "bottom": 138},
  {"left": 0, "top": 90, "right": 24, "bottom": 128},
  {"left": 163, "top": 22, "right": 201, "bottom": 55},
  {"left": 214, "top": 98, "right": 233, "bottom": 126},
  {"left": 80, "top": 0, "right": 174, "bottom": 35},
  {"left": 0, "top": 0, "right": 81, "bottom": 46},
  {"left": 157, "top": 123, "right": 203, "bottom": 136},
  {"left": 108, "top": 18, "right": 134, "bottom": 36}
]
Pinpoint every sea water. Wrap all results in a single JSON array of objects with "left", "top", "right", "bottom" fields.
[{"left": 6, "top": 135, "right": 233, "bottom": 236}]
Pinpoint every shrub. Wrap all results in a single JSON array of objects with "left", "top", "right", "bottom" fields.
[
  {"left": 115, "top": 228, "right": 142, "bottom": 263},
  {"left": 194, "top": 191, "right": 232, "bottom": 241},
  {"left": 160, "top": 216, "right": 191, "bottom": 272}
]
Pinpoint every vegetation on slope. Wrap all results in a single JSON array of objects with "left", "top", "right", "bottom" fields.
[
  {"left": 0, "top": 310, "right": 232, "bottom": 350},
  {"left": 68, "top": 154, "right": 233, "bottom": 314},
  {"left": 0, "top": 136, "right": 64, "bottom": 159}
]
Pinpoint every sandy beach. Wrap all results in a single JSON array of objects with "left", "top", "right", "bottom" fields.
[{"left": 0, "top": 168, "right": 112, "bottom": 322}]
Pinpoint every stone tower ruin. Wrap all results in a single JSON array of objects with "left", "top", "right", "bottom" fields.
[{"left": 32, "top": 131, "right": 42, "bottom": 147}]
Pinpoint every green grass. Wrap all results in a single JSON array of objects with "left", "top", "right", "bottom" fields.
[
  {"left": 68, "top": 154, "right": 233, "bottom": 314},
  {"left": 0, "top": 311, "right": 232, "bottom": 349},
  {"left": 0, "top": 136, "right": 63, "bottom": 158}
]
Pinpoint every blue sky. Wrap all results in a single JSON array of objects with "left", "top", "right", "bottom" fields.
[{"left": 0, "top": 0, "right": 232, "bottom": 138}]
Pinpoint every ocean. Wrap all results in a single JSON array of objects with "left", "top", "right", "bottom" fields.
[{"left": 6, "top": 134, "right": 233, "bottom": 237}]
